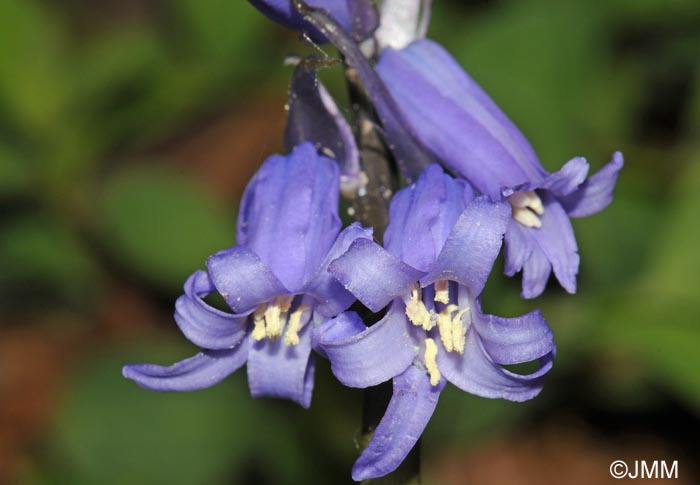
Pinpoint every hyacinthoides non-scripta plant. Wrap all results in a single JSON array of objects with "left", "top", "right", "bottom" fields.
[{"left": 123, "top": 1, "right": 623, "bottom": 482}]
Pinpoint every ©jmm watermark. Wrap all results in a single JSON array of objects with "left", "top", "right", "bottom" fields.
[{"left": 610, "top": 460, "right": 679, "bottom": 479}]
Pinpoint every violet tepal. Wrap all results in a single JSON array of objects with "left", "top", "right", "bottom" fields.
[
  {"left": 123, "top": 142, "right": 372, "bottom": 408},
  {"left": 249, "top": 0, "right": 378, "bottom": 42},
  {"left": 376, "top": 39, "right": 624, "bottom": 298},
  {"left": 315, "top": 164, "right": 555, "bottom": 480},
  {"left": 249, "top": 0, "right": 350, "bottom": 34}
]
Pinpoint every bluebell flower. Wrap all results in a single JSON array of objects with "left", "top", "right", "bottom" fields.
[
  {"left": 315, "top": 164, "right": 555, "bottom": 480},
  {"left": 123, "top": 142, "right": 372, "bottom": 408},
  {"left": 375, "top": 39, "right": 624, "bottom": 298}
]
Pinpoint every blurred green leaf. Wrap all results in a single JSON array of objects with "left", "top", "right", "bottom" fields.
[
  {"left": 173, "top": 0, "right": 266, "bottom": 64},
  {"left": 46, "top": 343, "right": 263, "bottom": 484},
  {"left": 0, "top": 0, "right": 69, "bottom": 134},
  {"left": 0, "top": 215, "right": 100, "bottom": 304},
  {"left": 0, "top": 1, "right": 108, "bottom": 189},
  {"left": 111, "top": 63, "right": 215, "bottom": 144},
  {"left": 573, "top": 190, "right": 661, "bottom": 291},
  {"left": 75, "top": 30, "right": 166, "bottom": 103},
  {"left": 599, "top": 158, "right": 700, "bottom": 409},
  {"left": 609, "top": 0, "right": 700, "bottom": 21},
  {"left": 69, "top": 29, "right": 168, "bottom": 151},
  {"left": 642, "top": 157, "right": 700, "bottom": 295},
  {"left": 0, "top": 143, "right": 31, "bottom": 195},
  {"left": 690, "top": 70, "right": 700, "bottom": 144},
  {"left": 604, "top": 293, "right": 700, "bottom": 405},
  {"left": 95, "top": 1, "right": 273, "bottom": 147},
  {"left": 100, "top": 166, "right": 234, "bottom": 291},
  {"left": 39, "top": 340, "right": 332, "bottom": 484}
]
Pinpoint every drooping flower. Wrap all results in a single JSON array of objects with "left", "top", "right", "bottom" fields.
[
  {"left": 315, "top": 164, "right": 555, "bottom": 480},
  {"left": 375, "top": 39, "right": 624, "bottom": 298},
  {"left": 123, "top": 142, "right": 372, "bottom": 408}
]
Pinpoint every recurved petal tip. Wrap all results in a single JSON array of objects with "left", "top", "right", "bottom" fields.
[
  {"left": 351, "top": 365, "right": 444, "bottom": 481},
  {"left": 560, "top": 151, "right": 624, "bottom": 218},
  {"left": 122, "top": 343, "right": 249, "bottom": 392}
]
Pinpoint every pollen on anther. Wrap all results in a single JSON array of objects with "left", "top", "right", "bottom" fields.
[
  {"left": 424, "top": 338, "right": 441, "bottom": 386},
  {"left": 508, "top": 190, "right": 545, "bottom": 228},
  {"left": 434, "top": 280, "right": 450, "bottom": 304},
  {"left": 252, "top": 304, "right": 267, "bottom": 341},
  {"left": 404, "top": 285, "right": 432, "bottom": 330},
  {"left": 284, "top": 304, "right": 309, "bottom": 346},
  {"left": 512, "top": 207, "right": 542, "bottom": 228}
]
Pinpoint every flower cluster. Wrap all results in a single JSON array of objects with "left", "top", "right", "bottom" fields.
[{"left": 124, "top": 0, "right": 622, "bottom": 481}]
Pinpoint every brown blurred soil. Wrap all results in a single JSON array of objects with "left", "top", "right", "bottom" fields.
[{"left": 427, "top": 424, "right": 693, "bottom": 485}]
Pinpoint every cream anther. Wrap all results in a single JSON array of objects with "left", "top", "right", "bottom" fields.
[
  {"left": 404, "top": 285, "right": 433, "bottom": 330},
  {"left": 508, "top": 190, "right": 545, "bottom": 228},
  {"left": 436, "top": 304, "right": 458, "bottom": 352},
  {"left": 251, "top": 303, "right": 267, "bottom": 341},
  {"left": 434, "top": 304, "right": 469, "bottom": 355},
  {"left": 512, "top": 207, "right": 543, "bottom": 228},
  {"left": 424, "top": 338, "right": 441, "bottom": 386},
  {"left": 264, "top": 304, "right": 283, "bottom": 338},
  {"left": 250, "top": 296, "right": 308, "bottom": 346},
  {"left": 450, "top": 308, "right": 469, "bottom": 354},
  {"left": 284, "top": 304, "right": 309, "bottom": 346},
  {"left": 434, "top": 279, "right": 450, "bottom": 304}
]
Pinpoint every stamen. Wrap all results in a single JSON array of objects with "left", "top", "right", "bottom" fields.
[
  {"left": 512, "top": 207, "right": 542, "bottom": 228},
  {"left": 508, "top": 190, "right": 544, "bottom": 228},
  {"left": 528, "top": 194, "right": 545, "bottom": 215},
  {"left": 277, "top": 295, "right": 294, "bottom": 313},
  {"left": 284, "top": 304, "right": 310, "bottom": 346},
  {"left": 434, "top": 279, "right": 450, "bottom": 304},
  {"left": 424, "top": 338, "right": 441, "bottom": 386},
  {"left": 264, "top": 295, "right": 294, "bottom": 339},
  {"left": 451, "top": 308, "right": 469, "bottom": 354},
  {"left": 404, "top": 285, "right": 433, "bottom": 330},
  {"left": 436, "top": 304, "right": 459, "bottom": 352},
  {"left": 251, "top": 303, "right": 267, "bottom": 341},
  {"left": 264, "top": 304, "right": 283, "bottom": 339}
]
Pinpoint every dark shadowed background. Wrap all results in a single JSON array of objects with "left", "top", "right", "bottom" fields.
[{"left": 1, "top": 0, "right": 699, "bottom": 483}]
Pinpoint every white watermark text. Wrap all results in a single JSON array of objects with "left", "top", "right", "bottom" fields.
[{"left": 610, "top": 460, "right": 678, "bottom": 479}]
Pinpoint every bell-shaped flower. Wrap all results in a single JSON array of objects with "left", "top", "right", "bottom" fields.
[
  {"left": 123, "top": 142, "right": 372, "bottom": 408},
  {"left": 375, "top": 39, "right": 623, "bottom": 298},
  {"left": 315, "top": 164, "right": 555, "bottom": 480}
]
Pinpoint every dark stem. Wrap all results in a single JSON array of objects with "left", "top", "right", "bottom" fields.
[
  {"left": 293, "top": 0, "right": 432, "bottom": 183},
  {"left": 345, "top": 65, "right": 394, "bottom": 240}
]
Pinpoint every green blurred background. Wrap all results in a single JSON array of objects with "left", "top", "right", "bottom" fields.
[{"left": 1, "top": 0, "right": 699, "bottom": 483}]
